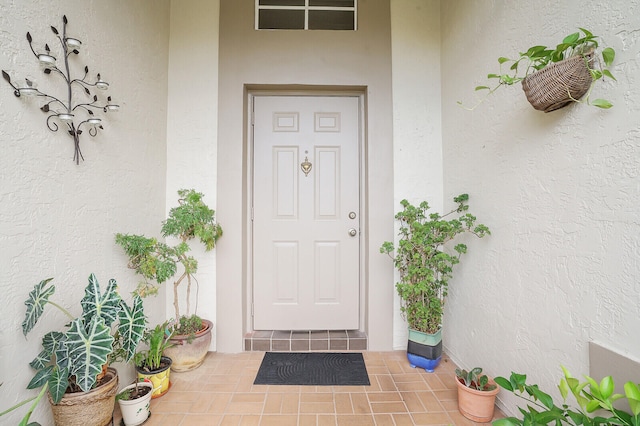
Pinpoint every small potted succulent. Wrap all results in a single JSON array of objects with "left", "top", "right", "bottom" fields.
[
  {"left": 455, "top": 367, "right": 500, "bottom": 423},
  {"left": 380, "top": 194, "right": 490, "bottom": 372},
  {"left": 115, "top": 188, "right": 223, "bottom": 372},
  {"left": 461, "top": 28, "right": 616, "bottom": 112}
]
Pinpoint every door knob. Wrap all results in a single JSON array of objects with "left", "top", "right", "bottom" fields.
[{"left": 348, "top": 228, "right": 357, "bottom": 237}]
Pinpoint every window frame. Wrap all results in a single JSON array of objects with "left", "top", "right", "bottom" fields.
[{"left": 255, "top": 0, "right": 358, "bottom": 31}]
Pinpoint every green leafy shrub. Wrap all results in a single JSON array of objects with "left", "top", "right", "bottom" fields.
[
  {"left": 494, "top": 367, "right": 640, "bottom": 426},
  {"left": 116, "top": 189, "right": 222, "bottom": 332},
  {"left": 380, "top": 194, "right": 490, "bottom": 334}
]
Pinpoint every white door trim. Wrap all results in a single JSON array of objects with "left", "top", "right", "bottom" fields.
[{"left": 245, "top": 88, "right": 367, "bottom": 333}]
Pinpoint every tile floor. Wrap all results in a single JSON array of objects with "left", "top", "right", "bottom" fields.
[
  {"left": 113, "top": 351, "right": 504, "bottom": 426},
  {"left": 244, "top": 330, "right": 368, "bottom": 352}
]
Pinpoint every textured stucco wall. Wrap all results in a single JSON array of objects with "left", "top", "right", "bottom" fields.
[
  {"left": 166, "top": 0, "right": 220, "bottom": 351},
  {"left": 390, "top": 0, "right": 443, "bottom": 349},
  {"left": 440, "top": 0, "right": 640, "bottom": 415},
  {"left": 0, "top": 1, "right": 170, "bottom": 423}
]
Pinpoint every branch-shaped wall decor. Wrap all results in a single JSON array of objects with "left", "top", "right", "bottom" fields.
[{"left": 2, "top": 15, "right": 119, "bottom": 164}]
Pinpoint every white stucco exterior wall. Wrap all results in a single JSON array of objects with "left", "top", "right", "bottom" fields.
[
  {"left": 440, "top": 0, "right": 640, "bottom": 415},
  {"left": 166, "top": 0, "right": 220, "bottom": 351},
  {"left": 0, "top": 1, "right": 170, "bottom": 424},
  {"left": 390, "top": 0, "right": 444, "bottom": 349}
]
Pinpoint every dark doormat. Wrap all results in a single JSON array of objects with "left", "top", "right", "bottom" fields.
[{"left": 254, "top": 352, "right": 370, "bottom": 386}]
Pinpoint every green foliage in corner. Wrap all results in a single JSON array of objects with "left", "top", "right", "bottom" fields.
[{"left": 493, "top": 367, "right": 640, "bottom": 426}]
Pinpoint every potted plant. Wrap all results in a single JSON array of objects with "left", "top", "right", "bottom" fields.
[
  {"left": 115, "top": 188, "right": 223, "bottom": 372},
  {"left": 460, "top": 28, "right": 616, "bottom": 112},
  {"left": 493, "top": 367, "right": 640, "bottom": 426},
  {"left": 115, "top": 379, "right": 153, "bottom": 426},
  {"left": 455, "top": 367, "right": 500, "bottom": 423},
  {"left": 380, "top": 194, "right": 490, "bottom": 372},
  {"left": 134, "top": 322, "right": 174, "bottom": 399},
  {"left": 0, "top": 274, "right": 146, "bottom": 426}
]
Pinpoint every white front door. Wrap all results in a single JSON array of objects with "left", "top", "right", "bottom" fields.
[{"left": 252, "top": 95, "right": 361, "bottom": 330}]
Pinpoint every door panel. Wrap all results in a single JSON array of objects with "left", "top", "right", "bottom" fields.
[{"left": 252, "top": 95, "right": 360, "bottom": 330}]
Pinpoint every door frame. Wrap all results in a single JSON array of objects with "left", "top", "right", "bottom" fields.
[{"left": 246, "top": 87, "right": 367, "bottom": 334}]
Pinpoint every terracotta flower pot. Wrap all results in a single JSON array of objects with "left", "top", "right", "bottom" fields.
[{"left": 456, "top": 375, "right": 500, "bottom": 423}]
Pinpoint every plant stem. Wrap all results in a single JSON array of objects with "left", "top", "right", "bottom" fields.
[{"left": 48, "top": 300, "right": 75, "bottom": 320}]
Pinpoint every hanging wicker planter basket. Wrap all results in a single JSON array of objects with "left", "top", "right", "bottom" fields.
[{"left": 521, "top": 53, "right": 595, "bottom": 112}]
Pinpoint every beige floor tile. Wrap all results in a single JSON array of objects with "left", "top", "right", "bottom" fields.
[
  {"left": 231, "top": 392, "right": 266, "bottom": 403},
  {"left": 336, "top": 414, "right": 376, "bottom": 425},
  {"left": 281, "top": 393, "right": 300, "bottom": 414},
  {"left": 301, "top": 392, "right": 334, "bottom": 402},
  {"left": 334, "top": 393, "right": 353, "bottom": 414},
  {"left": 224, "top": 401, "right": 264, "bottom": 414},
  {"left": 182, "top": 413, "right": 224, "bottom": 425},
  {"left": 411, "top": 411, "right": 455, "bottom": 425},
  {"left": 260, "top": 414, "right": 299, "bottom": 426},
  {"left": 350, "top": 393, "right": 371, "bottom": 414},
  {"left": 219, "top": 414, "right": 242, "bottom": 425},
  {"left": 373, "top": 413, "right": 396, "bottom": 425},
  {"left": 369, "top": 401, "right": 408, "bottom": 414},
  {"left": 397, "top": 381, "right": 434, "bottom": 392},
  {"left": 238, "top": 414, "right": 261, "bottom": 425},
  {"left": 374, "top": 375, "right": 398, "bottom": 392},
  {"left": 298, "top": 414, "right": 319, "bottom": 425},
  {"left": 299, "top": 401, "right": 336, "bottom": 414},
  {"left": 317, "top": 414, "right": 339, "bottom": 425},
  {"left": 366, "top": 391, "right": 402, "bottom": 402},
  {"left": 393, "top": 413, "right": 417, "bottom": 426},
  {"left": 400, "top": 391, "right": 427, "bottom": 413},
  {"left": 263, "top": 392, "right": 284, "bottom": 414}
]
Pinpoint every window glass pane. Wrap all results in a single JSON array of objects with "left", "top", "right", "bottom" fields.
[
  {"left": 259, "top": 9, "right": 305, "bottom": 29},
  {"left": 260, "top": 0, "right": 304, "bottom": 5},
  {"left": 309, "top": 0, "right": 354, "bottom": 7},
  {"left": 308, "top": 10, "right": 354, "bottom": 30}
]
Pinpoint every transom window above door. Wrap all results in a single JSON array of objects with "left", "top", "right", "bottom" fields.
[{"left": 256, "top": 0, "right": 357, "bottom": 30}]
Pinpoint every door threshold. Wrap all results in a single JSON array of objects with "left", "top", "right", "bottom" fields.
[{"left": 244, "top": 330, "right": 367, "bottom": 352}]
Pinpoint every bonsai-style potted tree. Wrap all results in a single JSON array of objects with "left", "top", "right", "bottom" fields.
[
  {"left": 455, "top": 367, "right": 500, "bottom": 423},
  {"left": 494, "top": 367, "right": 640, "bottom": 426},
  {"left": 0, "top": 274, "right": 146, "bottom": 426},
  {"left": 133, "top": 322, "right": 174, "bottom": 399},
  {"left": 115, "top": 188, "right": 223, "bottom": 372},
  {"left": 460, "top": 28, "right": 616, "bottom": 112},
  {"left": 380, "top": 194, "right": 490, "bottom": 372}
]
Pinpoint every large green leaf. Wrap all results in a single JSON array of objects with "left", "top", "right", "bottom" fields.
[
  {"left": 65, "top": 317, "right": 114, "bottom": 392},
  {"left": 117, "top": 295, "right": 146, "bottom": 363},
  {"left": 22, "top": 278, "right": 55, "bottom": 336},
  {"left": 47, "top": 366, "right": 70, "bottom": 404},
  {"left": 29, "top": 331, "right": 64, "bottom": 370},
  {"left": 625, "top": 382, "right": 640, "bottom": 416},
  {"left": 81, "top": 274, "right": 121, "bottom": 328},
  {"left": 26, "top": 366, "right": 53, "bottom": 389}
]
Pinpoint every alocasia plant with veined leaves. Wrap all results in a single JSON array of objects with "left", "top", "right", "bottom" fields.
[{"left": 1, "top": 274, "right": 146, "bottom": 426}]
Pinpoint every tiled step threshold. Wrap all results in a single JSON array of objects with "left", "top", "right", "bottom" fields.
[{"left": 244, "top": 330, "right": 368, "bottom": 352}]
